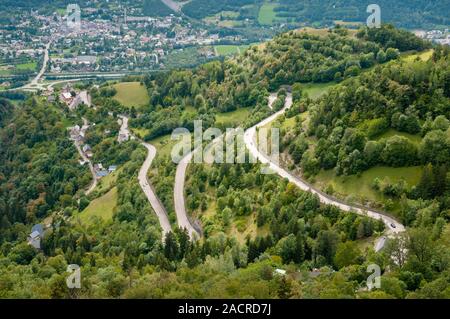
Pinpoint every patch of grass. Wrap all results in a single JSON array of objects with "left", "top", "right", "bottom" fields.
[
  {"left": 204, "top": 11, "right": 241, "bottom": 27},
  {"left": 227, "top": 214, "right": 270, "bottom": 244},
  {"left": 302, "top": 82, "right": 336, "bottom": 100},
  {"left": 280, "top": 116, "right": 296, "bottom": 130},
  {"left": 16, "top": 61, "right": 37, "bottom": 71},
  {"left": 214, "top": 45, "right": 240, "bottom": 56},
  {"left": 132, "top": 127, "right": 151, "bottom": 139},
  {"left": 79, "top": 187, "right": 117, "bottom": 224},
  {"left": 113, "top": 82, "right": 150, "bottom": 108},
  {"left": 215, "top": 44, "right": 254, "bottom": 56},
  {"left": 334, "top": 20, "right": 363, "bottom": 27},
  {"left": 296, "top": 27, "right": 358, "bottom": 38},
  {"left": 314, "top": 166, "right": 423, "bottom": 212},
  {"left": 163, "top": 47, "right": 209, "bottom": 69},
  {"left": 375, "top": 129, "right": 422, "bottom": 145},
  {"left": 215, "top": 107, "right": 252, "bottom": 127},
  {"left": 258, "top": 2, "right": 278, "bottom": 25}
]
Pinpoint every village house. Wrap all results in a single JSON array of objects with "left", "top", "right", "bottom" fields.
[
  {"left": 108, "top": 165, "right": 117, "bottom": 173},
  {"left": 27, "top": 224, "right": 44, "bottom": 249}
]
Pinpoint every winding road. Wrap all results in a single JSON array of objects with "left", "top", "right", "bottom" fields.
[
  {"left": 8, "top": 42, "right": 51, "bottom": 92},
  {"left": 75, "top": 141, "right": 97, "bottom": 196},
  {"left": 243, "top": 92, "right": 405, "bottom": 250},
  {"left": 138, "top": 142, "right": 172, "bottom": 237},
  {"left": 118, "top": 116, "right": 172, "bottom": 238}
]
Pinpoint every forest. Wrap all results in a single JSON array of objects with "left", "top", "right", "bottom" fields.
[
  {"left": 181, "top": 0, "right": 449, "bottom": 29},
  {"left": 0, "top": 25, "right": 449, "bottom": 299},
  {"left": 133, "top": 25, "right": 423, "bottom": 140},
  {"left": 280, "top": 45, "right": 449, "bottom": 227}
]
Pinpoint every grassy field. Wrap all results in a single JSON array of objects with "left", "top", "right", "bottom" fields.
[
  {"left": 113, "top": 82, "right": 150, "bottom": 108},
  {"left": 163, "top": 47, "right": 209, "bottom": 69},
  {"left": 16, "top": 61, "right": 37, "bottom": 71},
  {"left": 302, "top": 82, "right": 336, "bottom": 100},
  {"left": 279, "top": 116, "right": 297, "bottom": 130},
  {"left": 258, "top": 3, "right": 278, "bottom": 25},
  {"left": 78, "top": 187, "right": 117, "bottom": 224},
  {"left": 314, "top": 166, "right": 423, "bottom": 211},
  {"left": 148, "top": 134, "right": 176, "bottom": 158},
  {"left": 271, "top": 78, "right": 424, "bottom": 214},
  {"left": 229, "top": 214, "right": 270, "bottom": 243},
  {"left": 265, "top": 82, "right": 335, "bottom": 131},
  {"left": 95, "top": 169, "right": 120, "bottom": 194},
  {"left": 215, "top": 45, "right": 240, "bottom": 56},
  {"left": 375, "top": 129, "right": 422, "bottom": 145},
  {"left": 296, "top": 27, "right": 358, "bottom": 38},
  {"left": 132, "top": 128, "right": 151, "bottom": 139},
  {"left": 334, "top": 20, "right": 364, "bottom": 27},
  {"left": 402, "top": 49, "right": 434, "bottom": 63},
  {"left": 187, "top": 167, "right": 270, "bottom": 244},
  {"left": 215, "top": 107, "right": 252, "bottom": 127},
  {"left": 214, "top": 45, "right": 251, "bottom": 56}
]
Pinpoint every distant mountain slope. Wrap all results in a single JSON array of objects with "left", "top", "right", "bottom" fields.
[
  {"left": 181, "top": 0, "right": 449, "bottom": 29},
  {"left": 143, "top": 0, "right": 176, "bottom": 17}
]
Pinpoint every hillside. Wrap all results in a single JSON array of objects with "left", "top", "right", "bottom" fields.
[
  {"left": 0, "top": 26, "right": 449, "bottom": 300},
  {"left": 183, "top": 0, "right": 450, "bottom": 29},
  {"left": 276, "top": 45, "right": 449, "bottom": 224}
]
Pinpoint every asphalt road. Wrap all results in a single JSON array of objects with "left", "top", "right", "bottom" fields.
[
  {"left": 118, "top": 116, "right": 172, "bottom": 238},
  {"left": 138, "top": 142, "right": 172, "bottom": 237},
  {"left": 160, "top": 0, "right": 183, "bottom": 12},
  {"left": 243, "top": 92, "right": 405, "bottom": 250},
  {"left": 174, "top": 151, "right": 201, "bottom": 239}
]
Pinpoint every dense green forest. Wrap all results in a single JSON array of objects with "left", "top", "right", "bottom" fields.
[
  {"left": 279, "top": 45, "right": 449, "bottom": 226},
  {"left": 143, "top": 0, "right": 176, "bottom": 17},
  {"left": 182, "top": 0, "right": 449, "bottom": 29},
  {"left": 0, "top": 25, "right": 450, "bottom": 299},
  {"left": 1, "top": 0, "right": 448, "bottom": 30}
]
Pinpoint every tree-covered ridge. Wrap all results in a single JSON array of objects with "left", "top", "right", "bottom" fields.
[
  {"left": 186, "top": 158, "right": 384, "bottom": 264},
  {"left": 181, "top": 0, "right": 449, "bottom": 29},
  {"left": 133, "top": 25, "right": 426, "bottom": 140},
  {"left": 242, "top": 26, "right": 420, "bottom": 89},
  {"left": 280, "top": 46, "right": 450, "bottom": 226}
]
